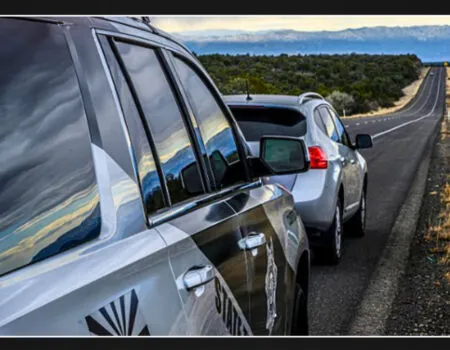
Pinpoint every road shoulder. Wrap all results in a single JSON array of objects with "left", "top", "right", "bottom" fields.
[
  {"left": 347, "top": 112, "right": 442, "bottom": 335},
  {"left": 384, "top": 106, "right": 450, "bottom": 336}
]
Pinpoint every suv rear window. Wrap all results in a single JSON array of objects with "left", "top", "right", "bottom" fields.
[{"left": 228, "top": 106, "right": 307, "bottom": 142}]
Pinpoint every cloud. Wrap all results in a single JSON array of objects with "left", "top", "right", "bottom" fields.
[{"left": 150, "top": 15, "right": 450, "bottom": 33}]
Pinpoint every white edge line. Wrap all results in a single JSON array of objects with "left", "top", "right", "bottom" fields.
[{"left": 372, "top": 70, "right": 442, "bottom": 140}]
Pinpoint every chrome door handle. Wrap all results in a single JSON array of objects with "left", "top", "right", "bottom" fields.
[
  {"left": 340, "top": 157, "right": 347, "bottom": 166},
  {"left": 350, "top": 159, "right": 356, "bottom": 164},
  {"left": 183, "top": 265, "right": 215, "bottom": 291},
  {"left": 238, "top": 233, "right": 266, "bottom": 250}
]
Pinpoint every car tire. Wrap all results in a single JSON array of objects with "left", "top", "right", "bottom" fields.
[
  {"left": 345, "top": 186, "right": 366, "bottom": 238},
  {"left": 291, "top": 283, "right": 308, "bottom": 335},
  {"left": 320, "top": 199, "right": 343, "bottom": 265}
]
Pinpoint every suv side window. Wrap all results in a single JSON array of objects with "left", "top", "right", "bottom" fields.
[
  {"left": 172, "top": 56, "right": 246, "bottom": 190},
  {"left": 115, "top": 41, "right": 205, "bottom": 206},
  {"left": 318, "top": 106, "right": 339, "bottom": 142},
  {"left": 314, "top": 109, "right": 327, "bottom": 134},
  {"left": 100, "top": 37, "right": 165, "bottom": 214},
  {"left": 327, "top": 107, "right": 351, "bottom": 147},
  {"left": 0, "top": 19, "right": 101, "bottom": 276}
]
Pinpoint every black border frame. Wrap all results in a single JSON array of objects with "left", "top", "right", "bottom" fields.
[
  {"left": 0, "top": 336, "right": 448, "bottom": 347},
  {"left": 0, "top": 12, "right": 449, "bottom": 346},
  {"left": 2, "top": 1, "right": 450, "bottom": 14}
]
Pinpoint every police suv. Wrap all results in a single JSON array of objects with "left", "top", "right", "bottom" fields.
[{"left": 0, "top": 16, "right": 311, "bottom": 336}]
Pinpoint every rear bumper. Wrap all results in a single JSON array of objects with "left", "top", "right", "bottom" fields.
[{"left": 291, "top": 169, "right": 339, "bottom": 235}]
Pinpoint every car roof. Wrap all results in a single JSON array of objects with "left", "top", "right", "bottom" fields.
[
  {"left": 224, "top": 94, "right": 328, "bottom": 110},
  {"left": 14, "top": 16, "right": 193, "bottom": 57},
  {"left": 224, "top": 94, "right": 303, "bottom": 107}
]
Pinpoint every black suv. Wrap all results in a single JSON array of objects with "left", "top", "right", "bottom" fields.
[{"left": 0, "top": 17, "right": 311, "bottom": 335}]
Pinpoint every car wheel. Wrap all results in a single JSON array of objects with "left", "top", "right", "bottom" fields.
[
  {"left": 345, "top": 187, "right": 366, "bottom": 238},
  {"left": 291, "top": 283, "right": 308, "bottom": 335},
  {"left": 320, "top": 200, "right": 343, "bottom": 265}
]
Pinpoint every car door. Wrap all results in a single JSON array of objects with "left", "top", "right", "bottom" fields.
[
  {"left": 327, "top": 107, "right": 361, "bottom": 216},
  {"left": 0, "top": 19, "right": 187, "bottom": 336},
  {"left": 170, "top": 53, "right": 299, "bottom": 335},
  {"left": 104, "top": 37, "right": 252, "bottom": 335}
]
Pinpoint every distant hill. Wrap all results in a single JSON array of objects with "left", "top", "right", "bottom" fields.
[{"left": 172, "top": 25, "right": 450, "bottom": 62}]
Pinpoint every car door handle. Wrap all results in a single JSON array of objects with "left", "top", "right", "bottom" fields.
[
  {"left": 238, "top": 233, "right": 266, "bottom": 250},
  {"left": 183, "top": 265, "right": 215, "bottom": 291},
  {"left": 350, "top": 159, "right": 356, "bottom": 164}
]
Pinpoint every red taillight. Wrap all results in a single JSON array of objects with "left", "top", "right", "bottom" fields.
[{"left": 308, "top": 146, "right": 328, "bottom": 169}]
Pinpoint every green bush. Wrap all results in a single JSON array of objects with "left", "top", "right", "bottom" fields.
[{"left": 198, "top": 53, "right": 422, "bottom": 114}]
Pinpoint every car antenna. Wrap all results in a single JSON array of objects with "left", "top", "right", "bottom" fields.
[
  {"left": 141, "top": 16, "right": 151, "bottom": 25},
  {"left": 245, "top": 80, "right": 252, "bottom": 101}
]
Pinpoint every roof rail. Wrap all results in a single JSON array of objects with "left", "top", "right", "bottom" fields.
[
  {"left": 298, "top": 92, "right": 324, "bottom": 105},
  {"left": 94, "top": 16, "right": 154, "bottom": 33},
  {"left": 128, "top": 16, "right": 152, "bottom": 26},
  {"left": 126, "top": 16, "right": 195, "bottom": 56}
]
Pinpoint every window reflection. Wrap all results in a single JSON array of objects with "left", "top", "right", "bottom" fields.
[
  {"left": 0, "top": 19, "right": 101, "bottom": 275},
  {"left": 328, "top": 108, "right": 351, "bottom": 147},
  {"left": 173, "top": 57, "right": 246, "bottom": 189},
  {"left": 101, "top": 39, "right": 165, "bottom": 214},
  {"left": 116, "top": 42, "right": 204, "bottom": 205},
  {"left": 319, "top": 107, "right": 339, "bottom": 142}
]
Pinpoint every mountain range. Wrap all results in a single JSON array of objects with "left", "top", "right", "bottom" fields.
[{"left": 171, "top": 25, "right": 450, "bottom": 62}]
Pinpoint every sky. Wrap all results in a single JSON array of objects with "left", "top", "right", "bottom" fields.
[{"left": 150, "top": 16, "right": 450, "bottom": 33}]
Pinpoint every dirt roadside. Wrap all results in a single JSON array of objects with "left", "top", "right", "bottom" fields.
[{"left": 384, "top": 68, "right": 450, "bottom": 335}]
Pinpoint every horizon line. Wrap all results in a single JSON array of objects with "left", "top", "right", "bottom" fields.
[{"left": 170, "top": 23, "right": 450, "bottom": 35}]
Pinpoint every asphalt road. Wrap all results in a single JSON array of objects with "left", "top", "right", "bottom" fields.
[{"left": 309, "top": 66, "right": 447, "bottom": 335}]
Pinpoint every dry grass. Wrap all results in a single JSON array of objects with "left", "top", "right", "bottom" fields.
[
  {"left": 427, "top": 72, "right": 450, "bottom": 275},
  {"left": 345, "top": 67, "right": 430, "bottom": 119},
  {"left": 442, "top": 118, "right": 448, "bottom": 141},
  {"left": 445, "top": 67, "right": 450, "bottom": 142},
  {"left": 447, "top": 67, "right": 450, "bottom": 105}
]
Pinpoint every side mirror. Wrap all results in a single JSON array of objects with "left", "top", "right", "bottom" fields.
[
  {"left": 180, "top": 162, "right": 204, "bottom": 195},
  {"left": 260, "top": 136, "right": 310, "bottom": 175},
  {"left": 355, "top": 134, "right": 373, "bottom": 149}
]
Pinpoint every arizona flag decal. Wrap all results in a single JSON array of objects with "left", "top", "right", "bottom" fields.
[{"left": 85, "top": 289, "right": 150, "bottom": 336}]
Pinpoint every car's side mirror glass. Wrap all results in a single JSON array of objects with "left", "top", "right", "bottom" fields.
[
  {"left": 355, "top": 134, "right": 373, "bottom": 149},
  {"left": 180, "top": 161, "right": 204, "bottom": 195},
  {"left": 260, "top": 136, "right": 309, "bottom": 175}
]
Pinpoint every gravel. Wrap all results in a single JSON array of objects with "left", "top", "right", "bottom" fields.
[{"left": 384, "top": 126, "right": 450, "bottom": 336}]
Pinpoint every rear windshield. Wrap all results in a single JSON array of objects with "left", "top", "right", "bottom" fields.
[{"left": 229, "top": 106, "right": 307, "bottom": 142}]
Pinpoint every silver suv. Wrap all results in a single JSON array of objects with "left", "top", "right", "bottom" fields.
[
  {"left": 0, "top": 17, "right": 311, "bottom": 335},
  {"left": 225, "top": 93, "right": 373, "bottom": 264}
]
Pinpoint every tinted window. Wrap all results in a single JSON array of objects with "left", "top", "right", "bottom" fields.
[
  {"left": 173, "top": 57, "right": 246, "bottom": 189},
  {"left": 262, "top": 138, "right": 306, "bottom": 173},
  {"left": 116, "top": 42, "right": 205, "bottom": 206},
  {"left": 229, "top": 106, "right": 306, "bottom": 142},
  {"left": 0, "top": 19, "right": 101, "bottom": 276},
  {"left": 314, "top": 109, "right": 327, "bottom": 134},
  {"left": 318, "top": 107, "right": 339, "bottom": 142},
  {"left": 327, "top": 107, "right": 351, "bottom": 147},
  {"left": 101, "top": 37, "right": 165, "bottom": 214}
]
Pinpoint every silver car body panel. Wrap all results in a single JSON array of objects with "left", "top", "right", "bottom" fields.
[{"left": 0, "top": 144, "right": 188, "bottom": 335}]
